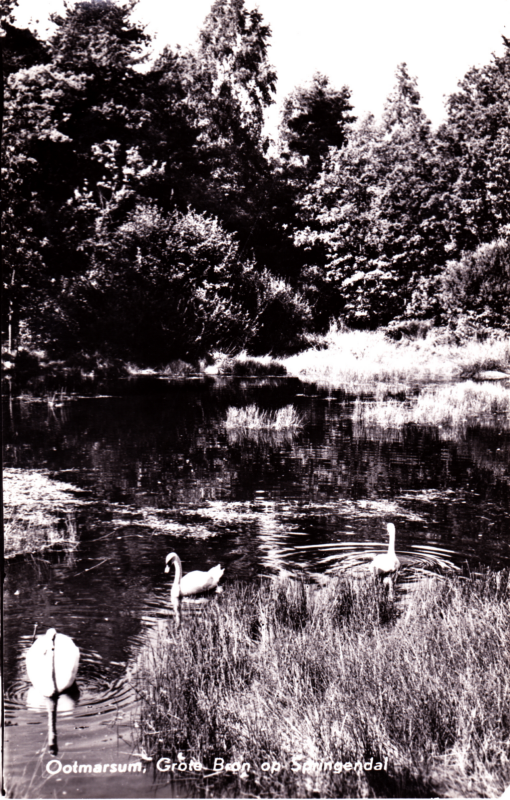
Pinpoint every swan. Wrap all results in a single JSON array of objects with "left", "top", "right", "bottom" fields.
[
  {"left": 164, "top": 552, "right": 224, "bottom": 598},
  {"left": 26, "top": 628, "right": 80, "bottom": 698},
  {"left": 370, "top": 523, "right": 400, "bottom": 592}
]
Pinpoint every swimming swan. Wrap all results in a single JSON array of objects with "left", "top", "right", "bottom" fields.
[
  {"left": 165, "top": 552, "right": 224, "bottom": 598},
  {"left": 26, "top": 628, "right": 80, "bottom": 697},
  {"left": 370, "top": 523, "right": 400, "bottom": 590}
]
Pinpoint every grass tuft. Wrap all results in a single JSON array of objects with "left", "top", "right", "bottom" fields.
[
  {"left": 354, "top": 381, "right": 510, "bottom": 432},
  {"left": 133, "top": 572, "right": 510, "bottom": 798},
  {"left": 225, "top": 404, "right": 303, "bottom": 432}
]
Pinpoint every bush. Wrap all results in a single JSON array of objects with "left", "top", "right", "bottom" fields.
[
  {"left": 37, "top": 204, "right": 312, "bottom": 364},
  {"left": 441, "top": 239, "right": 510, "bottom": 332},
  {"left": 248, "top": 271, "right": 312, "bottom": 355},
  {"left": 36, "top": 205, "right": 261, "bottom": 364}
]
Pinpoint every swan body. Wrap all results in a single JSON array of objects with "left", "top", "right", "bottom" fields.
[
  {"left": 165, "top": 552, "right": 224, "bottom": 598},
  {"left": 26, "top": 628, "right": 80, "bottom": 697},
  {"left": 370, "top": 523, "right": 400, "bottom": 583}
]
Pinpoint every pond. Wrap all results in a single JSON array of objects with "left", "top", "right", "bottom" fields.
[{"left": 3, "top": 376, "right": 510, "bottom": 798}]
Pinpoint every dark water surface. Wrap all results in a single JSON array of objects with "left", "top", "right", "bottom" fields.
[{"left": 4, "top": 377, "right": 510, "bottom": 798}]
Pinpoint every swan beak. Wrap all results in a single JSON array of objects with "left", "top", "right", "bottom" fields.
[{"left": 164, "top": 565, "right": 170, "bottom": 573}]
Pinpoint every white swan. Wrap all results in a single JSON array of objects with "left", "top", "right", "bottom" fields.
[
  {"left": 164, "top": 552, "right": 224, "bottom": 598},
  {"left": 370, "top": 523, "right": 400, "bottom": 592},
  {"left": 26, "top": 628, "right": 80, "bottom": 697}
]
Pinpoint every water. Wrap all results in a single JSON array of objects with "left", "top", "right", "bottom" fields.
[{"left": 4, "top": 377, "right": 510, "bottom": 798}]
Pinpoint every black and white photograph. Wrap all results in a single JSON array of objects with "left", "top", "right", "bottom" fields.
[{"left": 2, "top": 0, "right": 510, "bottom": 797}]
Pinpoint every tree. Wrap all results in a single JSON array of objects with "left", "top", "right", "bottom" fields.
[
  {"left": 37, "top": 203, "right": 295, "bottom": 363},
  {"left": 1, "top": 1, "right": 157, "bottom": 347},
  {"left": 439, "top": 37, "right": 510, "bottom": 254},
  {"left": 279, "top": 72, "right": 355, "bottom": 178},
  {"left": 181, "top": 0, "right": 277, "bottom": 242},
  {"left": 295, "top": 65, "right": 448, "bottom": 328}
]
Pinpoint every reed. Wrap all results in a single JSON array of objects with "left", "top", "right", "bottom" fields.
[
  {"left": 284, "top": 329, "right": 510, "bottom": 388},
  {"left": 225, "top": 404, "right": 302, "bottom": 431},
  {"left": 133, "top": 572, "right": 510, "bottom": 798},
  {"left": 354, "top": 381, "right": 510, "bottom": 431}
]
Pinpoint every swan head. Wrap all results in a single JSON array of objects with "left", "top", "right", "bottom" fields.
[
  {"left": 165, "top": 552, "right": 177, "bottom": 574},
  {"left": 387, "top": 523, "right": 396, "bottom": 537}
]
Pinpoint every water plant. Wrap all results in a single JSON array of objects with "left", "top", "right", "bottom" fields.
[
  {"left": 225, "top": 404, "right": 302, "bottom": 431},
  {"left": 354, "top": 381, "right": 510, "bottom": 432},
  {"left": 4, "top": 469, "right": 85, "bottom": 558},
  {"left": 284, "top": 328, "right": 510, "bottom": 388},
  {"left": 133, "top": 572, "right": 510, "bottom": 798}
]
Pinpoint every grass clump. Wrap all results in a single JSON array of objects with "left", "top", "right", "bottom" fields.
[
  {"left": 225, "top": 404, "right": 302, "bottom": 432},
  {"left": 283, "top": 328, "right": 510, "bottom": 388},
  {"left": 133, "top": 573, "right": 510, "bottom": 798},
  {"left": 354, "top": 381, "right": 510, "bottom": 432}
]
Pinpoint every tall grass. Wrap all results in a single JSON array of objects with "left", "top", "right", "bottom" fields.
[
  {"left": 284, "top": 329, "right": 510, "bottom": 387},
  {"left": 354, "top": 381, "right": 510, "bottom": 431},
  {"left": 133, "top": 573, "right": 510, "bottom": 798},
  {"left": 225, "top": 404, "right": 302, "bottom": 431}
]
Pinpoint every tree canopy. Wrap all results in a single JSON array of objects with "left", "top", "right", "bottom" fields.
[{"left": 2, "top": 2, "right": 509, "bottom": 361}]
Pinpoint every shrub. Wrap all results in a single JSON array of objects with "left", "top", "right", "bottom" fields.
[
  {"left": 441, "top": 239, "right": 510, "bottom": 332},
  {"left": 248, "top": 271, "right": 312, "bottom": 355},
  {"left": 38, "top": 205, "right": 262, "bottom": 365}
]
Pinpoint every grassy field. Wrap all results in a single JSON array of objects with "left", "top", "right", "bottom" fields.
[
  {"left": 283, "top": 329, "right": 510, "bottom": 388},
  {"left": 133, "top": 572, "right": 510, "bottom": 798}
]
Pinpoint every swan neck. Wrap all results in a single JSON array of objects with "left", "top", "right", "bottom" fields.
[
  {"left": 387, "top": 528, "right": 396, "bottom": 556},
  {"left": 171, "top": 554, "right": 183, "bottom": 592},
  {"left": 49, "top": 635, "right": 57, "bottom": 696}
]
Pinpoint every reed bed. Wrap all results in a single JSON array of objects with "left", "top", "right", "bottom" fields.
[
  {"left": 354, "top": 381, "right": 510, "bottom": 431},
  {"left": 225, "top": 404, "right": 302, "bottom": 431},
  {"left": 284, "top": 329, "right": 510, "bottom": 387},
  {"left": 133, "top": 573, "right": 510, "bottom": 798}
]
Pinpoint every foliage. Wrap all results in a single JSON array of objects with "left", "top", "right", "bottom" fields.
[
  {"left": 39, "top": 204, "right": 263, "bottom": 363},
  {"left": 4, "top": 467, "right": 87, "bottom": 558},
  {"left": 181, "top": 0, "right": 277, "bottom": 243},
  {"left": 225, "top": 404, "right": 302, "bottom": 430},
  {"left": 296, "top": 65, "right": 448, "bottom": 329},
  {"left": 441, "top": 238, "right": 510, "bottom": 332},
  {"left": 248, "top": 270, "right": 312, "bottom": 354},
  {"left": 3, "top": 0, "right": 510, "bottom": 360},
  {"left": 283, "top": 327, "right": 510, "bottom": 387},
  {"left": 354, "top": 381, "right": 510, "bottom": 434},
  {"left": 439, "top": 36, "right": 510, "bottom": 253},
  {"left": 1, "top": 1, "right": 155, "bottom": 346},
  {"left": 279, "top": 72, "right": 355, "bottom": 178}
]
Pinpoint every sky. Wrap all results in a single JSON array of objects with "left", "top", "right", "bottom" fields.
[{"left": 12, "top": 0, "right": 510, "bottom": 130}]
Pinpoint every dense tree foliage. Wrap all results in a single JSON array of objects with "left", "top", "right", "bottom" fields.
[
  {"left": 2, "top": 0, "right": 510, "bottom": 363},
  {"left": 279, "top": 72, "right": 355, "bottom": 179},
  {"left": 295, "top": 65, "right": 449, "bottom": 328},
  {"left": 441, "top": 238, "right": 510, "bottom": 332},
  {"left": 439, "top": 37, "right": 510, "bottom": 254}
]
